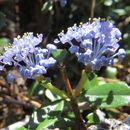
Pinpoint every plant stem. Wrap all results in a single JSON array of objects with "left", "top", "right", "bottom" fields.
[
  {"left": 90, "top": 0, "right": 96, "bottom": 18},
  {"left": 60, "top": 65, "right": 73, "bottom": 96},
  {"left": 70, "top": 96, "right": 87, "bottom": 130},
  {"left": 75, "top": 70, "right": 87, "bottom": 97},
  {"left": 60, "top": 65, "right": 87, "bottom": 130}
]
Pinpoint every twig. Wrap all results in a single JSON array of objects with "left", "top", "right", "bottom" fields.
[
  {"left": 60, "top": 65, "right": 73, "bottom": 96},
  {"left": 0, "top": 96, "right": 42, "bottom": 108},
  {"left": 60, "top": 65, "right": 87, "bottom": 130},
  {"left": 20, "top": 95, "right": 42, "bottom": 108},
  {"left": 75, "top": 70, "right": 87, "bottom": 97},
  {"left": 70, "top": 97, "right": 87, "bottom": 130},
  {"left": 0, "top": 115, "right": 29, "bottom": 130},
  {"left": 118, "top": 16, "right": 130, "bottom": 27},
  {"left": 0, "top": 97, "right": 32, "bottom": 108},
  {"left": 90, "top": 0, "right": 96, "bottom": 18}
]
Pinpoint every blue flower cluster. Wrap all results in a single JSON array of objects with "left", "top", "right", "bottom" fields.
[
  {"left": 0, "top": 33, "right": 57, "bottom": 78},
  {"left": 54, "top": 18, "right": 126, "bottom": 70}
]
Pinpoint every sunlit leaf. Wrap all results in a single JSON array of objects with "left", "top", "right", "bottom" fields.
[
  {"left": 82, "top": 72, "right": 99, "bottom": 91},
  {"left": 29, "top": 100, "right": 64, "bottom": 129},
  {"left": 86, "top": 112, "right": 100, "bottom": 124},
  {"left": 85, "top": 82, "right": 130, "bottom": 108},
  {"left": 75, "top": 70, "right": 99, "bottom": 96},
  {"left": 104, "top": 0, "right": 113, "bottom": 6},
  {"left": 36, "top": 118, "right": 57, "bottom": 130},
  {"left": 113, "top": 9, "right": 126, "bottom": 16},
  {"left": 45, "top": 89, "right": 58, "bottom": 102},
  {"left": 15, "top": 127, "right": 28, "bottom": 130},
  {"left": 41, "top": 1, "right": 52, "bottom": 12}
]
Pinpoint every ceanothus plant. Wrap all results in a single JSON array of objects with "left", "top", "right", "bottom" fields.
[{"left": 1, "top": 18, "right": 130, "bottom": 130}]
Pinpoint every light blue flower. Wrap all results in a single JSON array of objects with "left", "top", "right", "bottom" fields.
[
  {"left": 118, "top": 48, "right": 126, "bottom": 61},
  {"left": 69, "top": 45, "right": 79, "bottom": 54},
  {"left": 55, "top": 18, "right": 126, "bottom": 71},
  {"left": 0, "top": 33, "right": 56, "bottom": 78},
  {"left": 46, "top": 44, "right": 57, "bottom": 52}
]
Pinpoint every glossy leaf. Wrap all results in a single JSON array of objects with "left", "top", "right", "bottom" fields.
[
  {"left": 104, "top": 0, "right": 113, "bottom": 6},
  {"left": 15, "top": 127, "right": 28, "bottom": 130},
  {"left": 29, "top": 100, "right": 64, "bottom": 130},
  {"left": 86, "top": 112, "right": 100, "bottom": 124},
  {"left": 75, "top": 70, "right": 99, "bottom": 96},
  {"left": 85, "top": 82, "right": 130, "bottom": 108},
  {"left": 45, "top": 89, "right": 58, "bottom": 102},
  {"left": 41, "top": 80, "right": 68, "bottom": 100},
  {"left": 41, "top": 1, "right": 52, "bottom": 12},
  {"left": 36, "top": 118, "right": 57, "bottom": 130},
  {"left": 82, "top": 72, "right": 99, "bottom": 91},
  {"left": 113, "top": 9, "right": 126, "bottom": 16}
]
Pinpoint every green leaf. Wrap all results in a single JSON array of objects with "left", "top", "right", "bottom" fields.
[
  {"left": 113, "top": 9, "right": 126, "bottom": 16},
  {"left": 85, "top": 82, "right": 130, "bottom": 108},
  {"left": 36, "top": 118, "right": 58, "bottom": 130},
  {"left": 36, "top": 100, "right": 64, "bottom": 129},
  {"left": 125, "top": 6, "right": 130, "bottom": 14},
  {"left": 0, "top": 38, "right": 10, "bottom": 54},
  {"left": 15, "top": 127, "right": 28, "bottom": 130},
  {"left": 41, "top": 80, "right": 68, "bottom": 100},
  {"left": 54, "top": 117, "right": 75, "bottom": 130},
  {"left": 45, "top": 89, "right": 58, "bottom": 102},
  {"left": 86, "top": 112, "right": 100, "bottom": 124},
  {"left": 104, "top": 0, "right": 113, "bottom": 6},
  {"left": 83, "top": 72, "right": 99, "bottom": 90},
  {"left": 28, "top": 81, "right": 39, "bottom": 97},
  {"left": 0, "top": 12, "right": 6, "bottom": 29},
  {"left": 126, "top": 50, "right": 130, "bottom": 55},
  {"left": 52, "top": 49, "right": 67, "bottom": 63},
  {"left": 75, "top": 70, "right": 99, "bottom": 96},
  {"left": 41, "top": 1, "right": 52, "bottom": 12},
  {"left": 0, "top": 38, "right": 9, "bottom": 46},
  {"left": 29, "top": 100, "right": 64, "bottom": 129},
  {"left": 75, "top": 70, "right": 88, "bottom": 96}
]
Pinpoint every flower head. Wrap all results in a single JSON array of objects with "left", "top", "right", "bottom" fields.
[
  {"left": 0, "top": 33, "right": 57, "bottom": 79},
  {"left": 54, "top": 18, "right": 126, "bottom": 71}
]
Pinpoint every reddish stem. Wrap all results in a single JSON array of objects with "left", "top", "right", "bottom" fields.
[{"left": 60, "top": 65, "right": 73, "bottom": 96}]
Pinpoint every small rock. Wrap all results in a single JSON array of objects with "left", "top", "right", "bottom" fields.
[{"left": 88, "top": 118, "right": 130, "bottom": 130}]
